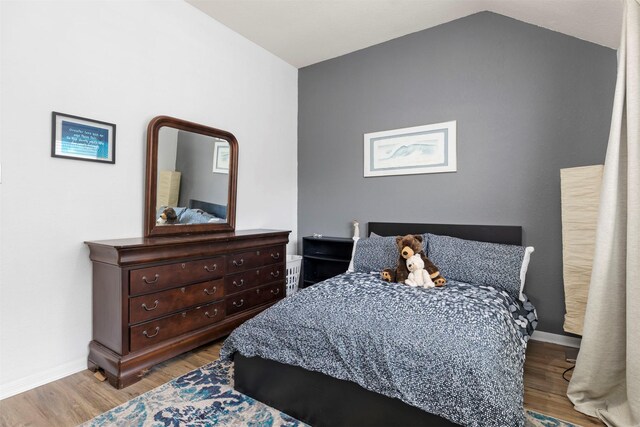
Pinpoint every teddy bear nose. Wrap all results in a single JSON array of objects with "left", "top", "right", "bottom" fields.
[{"left": 402, "top": 250, "right": 408, "bottom": 256}]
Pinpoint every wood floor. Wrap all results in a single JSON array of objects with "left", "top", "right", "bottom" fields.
[
  {"left": 523, "top": 341, "right": 603, "bottom": 427},
  {"left": 0, "top": 340, "right": 603, "bottom": 427}
]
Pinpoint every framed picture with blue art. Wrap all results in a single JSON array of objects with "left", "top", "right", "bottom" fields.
[
  {"left": 363, "top": 120, "right": 456, "bottom": 177},
  {"left": 51, "top": 112, "right": 116, "bottom": 164}
]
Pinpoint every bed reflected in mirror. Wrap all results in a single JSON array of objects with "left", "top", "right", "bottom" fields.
[{"left": 145, "top": 116, "right": 238, "bottom": 237}]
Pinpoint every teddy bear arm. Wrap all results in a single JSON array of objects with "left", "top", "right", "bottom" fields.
[
  {"left": 381, "top": 269, "right": 396, "bottom": 282},
  {"left": 405, "top": 274, "right": 418, "bottom": 287},
  {"left": 397, "top": 257, "right": 409, "bottom": 270},
  {"left": 419, "top": 255, "right": 438, "bottom": 273},
  {"left": 396, "top": 268, "right": 409, "bottom": 283},
  {"left": 432, "top": 274, "right": 446, "bottom": 287},
  {"left": 415, "top": 255, "right": 445, "bottom": 286},
  {"left": 421, "top": 257, "right": 445, "bottom": 284}
]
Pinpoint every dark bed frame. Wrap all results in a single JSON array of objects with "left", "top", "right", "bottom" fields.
[
  {"left": 188, "top": 198, "right": 227, "bottom": 219},
  {"left": 233, "top": 222, "right": 523, "bottom": 426}
]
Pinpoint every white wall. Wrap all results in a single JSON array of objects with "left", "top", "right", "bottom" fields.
[{"left": 0, "top": 0, "right": 298, "bottom": 399}]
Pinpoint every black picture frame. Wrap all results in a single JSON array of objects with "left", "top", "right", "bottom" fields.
[{"left": 51, "top": 111, "right": 116, "bottom": 164}]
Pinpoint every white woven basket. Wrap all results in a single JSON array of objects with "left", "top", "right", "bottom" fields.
[{"left": 285, "top": 255, "right": 303, "bottom": 296}]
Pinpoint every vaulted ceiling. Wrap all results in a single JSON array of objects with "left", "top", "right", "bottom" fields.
[{"left": 186, "top": 0, "right": 623, "bottom": 68}]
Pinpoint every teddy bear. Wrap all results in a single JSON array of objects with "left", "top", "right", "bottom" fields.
[
  {"left": 157, "top": 207, "right": 179, "bottom": 225},
  {"left": 393, "top": 234, "right": 446, "bottom": 286},
  {"left": 380, "top": 268, "right": 396, "bottom": 282},
  {"left": 405, "top": 254, "right": 435, "bottom": 288}
]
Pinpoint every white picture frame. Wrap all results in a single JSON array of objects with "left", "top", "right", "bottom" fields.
[
  {"left": 212, "top": 140, "right": 230, "bottom": 174},
  {"left": 364, "top": 120, "right": 457, "bottom": 177}
]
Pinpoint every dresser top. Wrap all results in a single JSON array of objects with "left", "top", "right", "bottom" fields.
[
  {"left": 86, "top": 229, "right": 289, "bottom": 249},
  {"left": 85, "top": 229, "right": 291, "bottom": 266}
]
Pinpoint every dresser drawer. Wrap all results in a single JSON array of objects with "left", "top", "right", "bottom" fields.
[
  {"left": 130, "top": 257, "right": 225, "bottom": 296},
  {"left": 225, "top": 281, "right": 285, "bottom": 316},
  {"left": 129, "top": 301, "right": 225, "bottom": 352},
  {"left": 224, "top": 263, "right": 285, "bottom": 295},
  {"left": 129, "top": 279, "right": 224, "bottom": 324},
  {"left": 226, "top": 245, "right": 284, "bottom": 272}
]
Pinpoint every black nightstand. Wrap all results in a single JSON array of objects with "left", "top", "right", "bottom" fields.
[{"left": 302, "top": 236, "right": 355, "bottom": 288}]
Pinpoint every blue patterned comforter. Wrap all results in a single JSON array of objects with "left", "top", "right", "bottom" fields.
[{"left": 221, "top": 272, "right": 537, "bottom": 427}]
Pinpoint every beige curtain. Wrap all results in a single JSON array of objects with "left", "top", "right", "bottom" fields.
[{"left": 567, "top": 1, "right": 640, "bottom": 426}]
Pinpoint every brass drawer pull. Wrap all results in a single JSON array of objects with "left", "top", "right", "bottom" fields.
[
  {"left": 204, "top": 264, "right": 217, "bottom": 272},
  {"left": 271, "top": 271, "right": 280, "bottom": 278},
  {"left": 205, "top": 308, "right": 218, "bottom": 318},
  {"left": 232, "top": 259, "right": 244, "bottom": 267},
  {"left": 233, "top": 279, "right": 244, "bottom": 287},
  {"left": 271, "top": 288, "right": 280, "bottom": 295},
  {"left": 271, "top": 252, "right": 280, "bottom": 260},
  {"left": 142, "top": 300, "right": 159, "bottom": 311},
  {"left": 232, "top": 299, "right": 244, "bottom": 308},
  {"left": 142, "top": 274, "right": 159, "bottom": 284},
  {"left": 143, "top": 327, "right": 160, "bottom": 338},
  {"left": 204, "top": 286, "right": 217, "bottom": 295}
]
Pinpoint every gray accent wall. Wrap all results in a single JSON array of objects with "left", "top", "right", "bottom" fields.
[{"left": 297, "top": 12, "right": 617, "bottom": 335}]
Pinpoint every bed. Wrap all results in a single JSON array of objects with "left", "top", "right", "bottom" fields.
[
  {"left": 156, "top": 199, "right": 226, "bottom": 225},
  {"left": 221, "top": 222, "right": 537, "bottom": 426},
  {"left": 188, "top": 198, "right": 227, "bottom": 220}
]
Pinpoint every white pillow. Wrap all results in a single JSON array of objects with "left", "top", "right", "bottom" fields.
[{"left": 519, "top": 246, "right": 535, "bottom": 300}]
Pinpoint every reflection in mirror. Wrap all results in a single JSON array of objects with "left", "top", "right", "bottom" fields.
[
  {"left": 156, "top": 128, "right": 229, "bottom": 225},
  {"left": 145, "top": 116, "right": 238, "bottom": 237}
]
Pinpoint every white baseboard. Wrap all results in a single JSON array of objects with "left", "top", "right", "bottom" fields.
[
  {"left": 0, "top": 357, "right": 86, "bottom": 401},
  {"left": 531, "top": 330, "right": 581, "bottom": 348}
]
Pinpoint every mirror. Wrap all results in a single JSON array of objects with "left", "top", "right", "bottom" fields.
[{"left": 145, "top": 116, "right": 238, "bottom": 237}]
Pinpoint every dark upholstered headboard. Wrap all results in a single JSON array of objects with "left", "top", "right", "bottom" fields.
[
  {"left": 367, "top": 222, "right": 522, "bottom": 246},
  {"left": 188, "top": 199, "right": 227, "bottom": 219}
]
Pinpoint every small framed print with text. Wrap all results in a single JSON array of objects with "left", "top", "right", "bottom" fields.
[{"left": 51, "top": 112, "right": 116, "bottom": 164}]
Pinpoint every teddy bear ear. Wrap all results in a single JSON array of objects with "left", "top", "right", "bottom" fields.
[
  {"left": 395, "top": 236, "right": 403, "bottom": 245},
  {"left": 414, "top": 235, "right": 423, "bottom": 242}
]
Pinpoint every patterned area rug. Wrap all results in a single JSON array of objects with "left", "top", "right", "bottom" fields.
[
  {"left": 525, "top": 410, "right": 579, "bottom": 427},
  {"left": 83, "top": 360, "right": 577, "bottom": 426}
]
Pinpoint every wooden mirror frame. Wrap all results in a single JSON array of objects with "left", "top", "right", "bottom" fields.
[{"left": 144, "top": 115, "right": 238, "bottom": 237}]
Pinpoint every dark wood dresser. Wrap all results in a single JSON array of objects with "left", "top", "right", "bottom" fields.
[{"left": 85, "top": 229, "right": 289, "bottom": 388}]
